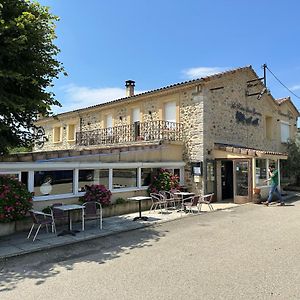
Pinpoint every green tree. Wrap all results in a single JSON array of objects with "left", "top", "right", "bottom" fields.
[
  {"left": 286, "top": 140, "right": 300, "bottom": 185},
  {"left": 0, "top": 0, "right": 65, "bottom": 154}
]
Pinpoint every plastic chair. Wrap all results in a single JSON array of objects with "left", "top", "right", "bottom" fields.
[
  {"left": 198, "top": 193, "right": 214, "bottom": 211},
  {"left": 82, "top": 202, "right": 102, "bottom": 230},
  {"left": 27, "top": 210, "right": 55, "bottom": 241}
]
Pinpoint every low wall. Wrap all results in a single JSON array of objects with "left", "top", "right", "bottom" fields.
[{"left": 0, "top": 199, "right": 152, "bottom": 237}]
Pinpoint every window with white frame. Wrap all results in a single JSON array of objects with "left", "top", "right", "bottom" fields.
[
  {"left": 78, "top": 169, "right": 109, "bottom": 192},
  {"left": 106, "top": 114, "right": 113, "bottom": 136},
  {"left": 280, "top": 122, "right": 290, "bottom": 143},
  {"left": 255, "top": 159, "right": 267, "bottom": 186},
  {"left": 113, "top": 169, "right": 137, "bottom": 189},
  {"left": 34, "top": 170, "right": 73, "bottom": 197},
  {"left": 132, "top": 107, "right": 140, "bottom": 123},
  {"left": 164, "top": 101, "right": 176, "bottom": 122}
]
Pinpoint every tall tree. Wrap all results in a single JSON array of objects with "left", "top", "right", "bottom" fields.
[
  {"left": 285, "top": 140, "right": 300, "bottom": 185},
  {"left": 0, "top": 0, "right": 65, "bottom": 154}
]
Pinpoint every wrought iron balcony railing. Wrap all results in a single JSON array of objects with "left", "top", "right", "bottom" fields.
[{"left": 76, "top": 120, "right": 183, "bottom": 146}]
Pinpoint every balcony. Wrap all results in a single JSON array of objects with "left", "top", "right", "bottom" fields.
[{"left": 76, "top": 120, "right": 184, "bottom": 146}]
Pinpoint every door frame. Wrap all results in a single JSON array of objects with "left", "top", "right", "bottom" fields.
[{"left": 233, "top": 159, "right": 252, "bottom": 204}]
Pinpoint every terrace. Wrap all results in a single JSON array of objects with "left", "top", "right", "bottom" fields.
[{"left": 76, "top": 120, "right": 184, "bottom": 146}]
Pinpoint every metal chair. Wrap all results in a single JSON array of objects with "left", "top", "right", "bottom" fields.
[
  {"left": 198, "top": 193, "right": 214, "bottom": 212},
  {"left": 27, "top": 210, "right": 55, "bottom": 241},
  {"left": 50, "top": 203, "right": 68, "bottom": 232},
  {"left": 182, "top": 195, "right": 200, "bottom": 214},
  {"left": 158, "top": 191, "right": 174, "bottom": 209},
  {"left": 82, "top": 202, "right": 102, "bottom": 230},
  {"left": 149, "top": 193, "right": 167, "bottom": 214}
]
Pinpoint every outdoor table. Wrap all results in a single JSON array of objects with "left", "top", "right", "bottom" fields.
[
  {"left": 127, "top": 196, "right": 152, "bottom": 221},
  {"left": 56, "top": 204, "right": 85, "bottom": 236},
  {"left": 174, "top": 192, "right": 195, "bottom": 212}
]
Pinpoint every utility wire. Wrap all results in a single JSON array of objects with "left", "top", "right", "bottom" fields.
[{"left": 265, "top": 65, "right": 300, "bottom": 100}]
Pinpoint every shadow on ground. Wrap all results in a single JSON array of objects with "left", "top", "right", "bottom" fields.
[{"left": 0, "top": 224, "right": 167, "bottom": 292}]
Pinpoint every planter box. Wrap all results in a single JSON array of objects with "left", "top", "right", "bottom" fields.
[
  {"left": 0, "top": 199, "right": 153, "bottom": 236},
  {"left": 0, "top": 222, "right": 15, "bottom": 237}
]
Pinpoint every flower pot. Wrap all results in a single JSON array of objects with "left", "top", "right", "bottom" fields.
[{"left": 253, "top": 188, "right": 261, "bottom": 194}]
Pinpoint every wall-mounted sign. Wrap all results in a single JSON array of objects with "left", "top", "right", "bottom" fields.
[
  {"left": 231, "top": 102, "right": 262, "bottom": 116},
  {"left": 236, "top": 111, "right": 259, "bottom": 126},
  {"left": 35, "top": 127, "right": 48, "bottom": 149}
]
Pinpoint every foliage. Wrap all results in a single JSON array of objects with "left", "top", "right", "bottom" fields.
[
  {"left": 147, "top": 168, "right": 180, "bottom": 194},
  {"left": 285, "top": 140, "right": 300, "bottom": 185},
  {"left": 42, "top": 205, "right": 51, "bottom": 214},
  {"left": 79, "top": 184, "right": 112, "bottom": 206},
  {"left": 0, "top": 176, "right": 33, "bottom": 223},
  {"left": 0, "top": 0, "right": 66, "bottom": 154},
  {"left": 115, "top": 197, "right": 127, "bottom": 204}
]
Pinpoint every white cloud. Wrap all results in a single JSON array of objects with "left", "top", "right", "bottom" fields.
[
  {"left": 52, "top": 84, "right": 145, "bottom": 114},
  {"left": 290, "top": 84, "right": 300, "bottom": 91},
  {"left": 182, "top": 67, "right": 227, "bottom": 79}
]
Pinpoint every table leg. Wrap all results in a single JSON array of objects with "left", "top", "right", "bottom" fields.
[
  {"left": 58, "top": 210, "right": 81, "bottom": 236},
  {"left": 133, "top": 200, "right": 148, "bottom": 221}
]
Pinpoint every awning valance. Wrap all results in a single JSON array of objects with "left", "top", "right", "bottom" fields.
[{"left": 213, "top": 143, "right": 288, "bottom": 160}]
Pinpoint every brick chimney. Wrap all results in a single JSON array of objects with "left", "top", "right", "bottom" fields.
[{"left": 125, "top": 80, "right": 135, "bottom": 97}]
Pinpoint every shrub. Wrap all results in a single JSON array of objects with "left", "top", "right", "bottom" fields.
[
  {"left": 0, "top": 176, "right": 33, "bottom": 223},
  {"left": 115, "top": 197, "right": 127, "bottom": 204},
  {"left": 79, "top": 184, "right": 112, "bottom": 206},
  {"left": 147, "top": 169, "right": 180, "bottom": 194}
]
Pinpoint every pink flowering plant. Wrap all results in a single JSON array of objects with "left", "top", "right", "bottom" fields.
[
  {"left": 79, "top": 184, "right": 112, "bottom": 206},
  {"left": 147, "top": 169, "right": 180, "bottom": 194},
  {"left": 0, "top": 176, "right": 33, "bottom": 223}
]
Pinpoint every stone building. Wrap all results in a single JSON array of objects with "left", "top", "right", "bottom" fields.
[{"left": 1, "top": 65, "right": 298, "bottom": 207}]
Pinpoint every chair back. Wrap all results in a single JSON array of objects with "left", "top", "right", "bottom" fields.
[
  {"left": 83, "top": 201, "right": 101, "bottom": 216},
  {"left": 192, "top": 195, "right": 200, "bottom": 206},
  {"left": 203, "top": 193, "right": 214, "bottom": 203},
  {"left": 159, "top": 191, "right": 167, "bottom": 199},
  {"left": 150, "top": 193, "right": 163, "bottom": 203},
  {"left": 29, "top": 210, "right": 39, "bottom": 224},
  {"left": 51, "top": 203, "right": 65, "bottom": 220}
]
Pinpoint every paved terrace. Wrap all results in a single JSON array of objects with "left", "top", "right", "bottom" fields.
[{"left": 0, "top": 192, "right": 296, "bottom": 260}]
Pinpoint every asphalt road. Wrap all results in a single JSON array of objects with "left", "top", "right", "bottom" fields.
[{"left": 1, "top": 199, "right": 300, "bottom": 300}]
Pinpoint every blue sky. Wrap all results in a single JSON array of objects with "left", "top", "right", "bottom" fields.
[{"left": 39, "top": 0, "right": 300, "bottom": 114}]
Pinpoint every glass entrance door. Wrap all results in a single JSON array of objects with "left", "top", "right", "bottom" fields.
[{"left": 233, "top": 160, "right": 251, "bottom": 203}]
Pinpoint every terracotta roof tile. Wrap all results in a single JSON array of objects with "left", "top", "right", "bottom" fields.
[{"left": 45, "top": 65, "right": 255, "bottom": 119}]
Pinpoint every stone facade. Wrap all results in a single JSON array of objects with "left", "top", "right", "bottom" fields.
[{"left": 34, "top": 66, "right": 299, "bottom": 198}]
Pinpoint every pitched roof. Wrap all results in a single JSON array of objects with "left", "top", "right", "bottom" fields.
[
  {"left": 43, "top": 65, "right": 255, "bottom": 119},
  {"left": 275, "top": 96, "right": 300, "bottom": 116}
]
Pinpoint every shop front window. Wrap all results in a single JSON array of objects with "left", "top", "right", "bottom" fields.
[
  {"left": 113, "top": 169, "right": 137, "bottom": 189},
  {"left": 255, "top": 159, "right": 267, "bottom": 186},
  {"left": 34, "top": 170, "right": 73, "bottom": 196},
  {"left": 78, "top": 169, "right": 109, "bottom": 192}
]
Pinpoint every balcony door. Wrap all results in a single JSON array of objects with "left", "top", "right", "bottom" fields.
[{"left": 164, "top": 101, "right": 176, "bottom": 131}]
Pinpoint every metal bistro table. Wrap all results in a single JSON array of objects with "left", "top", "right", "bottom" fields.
[
  {"left": 174, "top": 192, "right": 195, "bottom": 212},
  {"left": 56, "top": 204, "right": 85, "bottom": 236},
  {"left": 127, "top": 196, "right": 152, "bottom": 221}
]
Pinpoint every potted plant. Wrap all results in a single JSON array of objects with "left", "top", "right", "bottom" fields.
[
  {"left": 79, "top": 184, "right": 112, "bottom": 206},
  {"left": 147, "top": 168, "right": 180, "bottom": 194}
]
